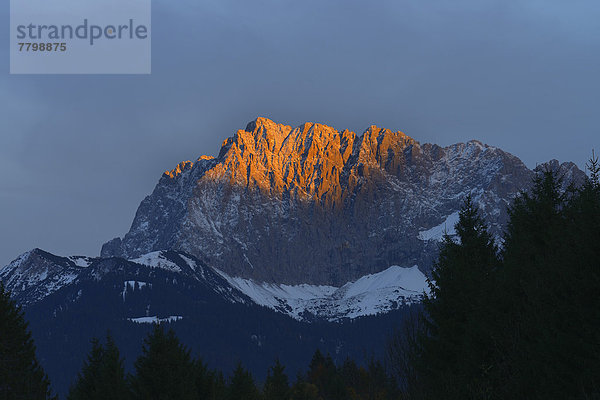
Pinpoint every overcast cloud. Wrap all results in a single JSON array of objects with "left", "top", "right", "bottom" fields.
[{"left": 1, "top": 0, "right": 599, "bottom": 265}]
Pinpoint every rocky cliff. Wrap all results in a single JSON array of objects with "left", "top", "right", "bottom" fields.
[{"left": 101, "top": 117, "right": 586, "bottom": 285}]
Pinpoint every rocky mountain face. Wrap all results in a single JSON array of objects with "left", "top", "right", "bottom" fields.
[{"left": 101, "top": 117, "right": 586, "bottom": 285}]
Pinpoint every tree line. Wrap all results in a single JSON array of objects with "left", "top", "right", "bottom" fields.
[
  {"left": 0, "top": 284, "right": 400, "bottom": 399},
  {"left": 67, "top": 325, "right": 400, "bottom": 400}
]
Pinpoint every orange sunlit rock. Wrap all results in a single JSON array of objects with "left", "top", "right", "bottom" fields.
[{"left": 200, "top": 117, "right": 416, "bottom": 207}]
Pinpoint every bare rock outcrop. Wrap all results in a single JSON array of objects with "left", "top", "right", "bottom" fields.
[{"left": 101, "top": 117, "right": 586, "bottom": 285}]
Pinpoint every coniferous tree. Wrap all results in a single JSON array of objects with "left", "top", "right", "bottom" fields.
[
  {"left": 386, "top": 307, "right": 422, "bottom": 397},
  {"left": 417, "top": 195, "right": 499, "bottom": 399},
  {"left": 290, "top": 381, "right": 320, "bottom": 400},
  {"left": 103, "top": 335, "right": 129, "bottom": 398},
  {"left": 68, "top": 338, "right": 103, "bottom": 400},
  {"left": 494, "top": 165, "right": 600, "bottom": 398},
  {"left": 365, "top": 359, "right": 396, "bottom": 400},
  {"left": 194, "top": 359, "right": 226, "bottom": 400},
  {"left": 587, "top": 149, "right": 600, "bottom": 185},
  {"left": 67, "top": 333, "right": 129, "bottom": 400},
  {"left": 339, "top": 358, "right": 361, "bottom": 397},
  {"left": 494, "top": 169, "right": 569, "bottom": 397},
  {"left": 193, "top": 358, "right": 211, "bottom": 399},
  {"left": 399, "top": 158, "right": 600, "bottom": 399},
  {"left": 263, "top": 359, "right": 290, "bottom": 400},
  {"left": 208, "top": 369, "right": 227, "bottom": 400},
  {"left": 130, "top": 324, "right": 196, "bottom": 400},
  {"left": 227, "top": 362, "right": 260, "bottom": 400},
  {"left": 306, "top": 350, "right": 346, "bottom": 400},
  {"left": 561, "top": 154, "right": 600, "bottom": 398},
  {"left": 0, "top": 282, "right": 55, "bottom": 400}
]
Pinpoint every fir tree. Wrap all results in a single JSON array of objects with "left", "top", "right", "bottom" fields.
[
  {"left": 227, "top": 362, "right": 260, "bottom": 400},
  {"left": 561, "top": 155, "right": 600, "bottom": 398},
  {"left": 290, "top": 381, "right": 320, "bottom": 400},
  {"left": 0, "top": 282, "right": 55, "bottom": 400},
  {"left": 565, "top": 154, "right": 600, "bottom": 397},
  {"left": 586, "top": 149, "right": 600, "bottom": 186},
  {"left": 495, "top": 165, "right": 600, "bottom": 398},
  {"left": 194, "top": 359, "right": 226, "bottom": 400},
  {"left": 494, "top": 169, "right": 568, "bottom": 397},
  {"left": 306, "top": 350, "right": 346, "bottom": 400},
  {"left": 339, "top": 358, "right": 361, "bottom": 395},
  {"left": 390, "top": 159, "right": 599, "bottom": 399},
  {"left": 386, "top": 307, "right": 422, "bottom": 397},
  {"left": 365, "top": 359, "right": 396, "bottom": 400},
  {"left": 263, "top": 359, "right": 290, "bottom": 400},
  {"left": 417, "top": 195, "right": 499, "bottom": 398},
  {"left": 130, "top": 324, "right": 196, "bottom": 400},
  {"left": 67, "top": 333, "right": 129, "bottom": 400}
]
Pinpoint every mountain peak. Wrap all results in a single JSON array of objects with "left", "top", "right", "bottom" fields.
[
  {"left": 211, "top": 118, "right": 359, "bottom": 202},
  {"left": 244, "top": 116, "right": 291, "bottom": 133},
  {"left": 100, "top": 117, "right": 586, "bottom": 285},
  {"left": 164, "top": 160, "right": 194, "bottom": 179}
]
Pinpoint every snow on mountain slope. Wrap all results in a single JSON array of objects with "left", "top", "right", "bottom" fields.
[
  {"left": 217, "top": 265, "right": 429, "bottom": 321},
  {"left": 0, "top": 249, "right": 90, "bottom": 305},
  {"left": 125, "top": 251, "right": 428, "bottom": 321},
  {"left": 130, "top": 251, "right": 183, "bottom": 272},
  {"left": 68, "top": 256, "right": 95, "bottom": 268},
  {"left": 128, "top": 315, "right": 183, "bottom": 324},
  {"left": 418, "top": 211, "right": 459, "bottom": 241}
]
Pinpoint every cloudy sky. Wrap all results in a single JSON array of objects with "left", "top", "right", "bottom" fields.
[{"left": 1, "top": 0, "right": 599, "bottom": 266}]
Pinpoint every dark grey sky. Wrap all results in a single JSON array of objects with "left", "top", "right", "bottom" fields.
[{"left": 1, "top": 0, "right": 599, "bottom": 266}]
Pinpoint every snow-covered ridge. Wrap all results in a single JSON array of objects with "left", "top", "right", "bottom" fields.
[
  {"left": 0, "top": 249, "right": 91, "bottom": 305},
  {"left": 3, "top": 248, "right": 428, "bottom": 322},
  {"left": 130, "top": 251, "right": 183, "bottom": 272},
  {"left": 0, "top": 250, "right": 33, "bottom": 274},
  {"left": 217, "top": 265, "right": 429, "bottom": 321},
  {"left": 68, "top": 256, "right": 95, "bottom": 268},
  {"left": 128, "top": 251, "right": 429, "bottom": 321}
]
